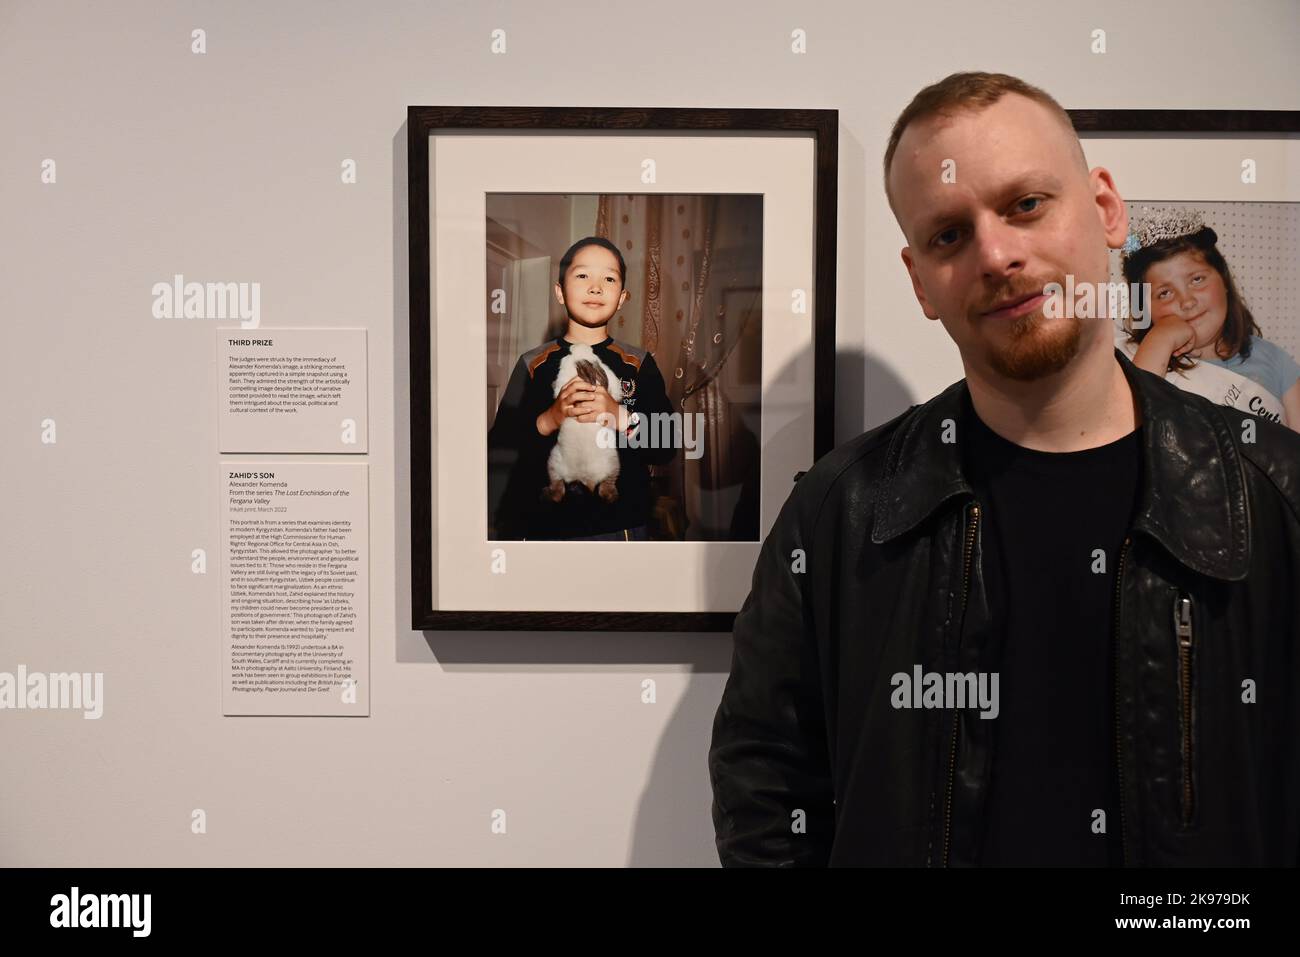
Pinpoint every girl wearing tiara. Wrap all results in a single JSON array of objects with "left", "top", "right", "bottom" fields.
[{"left": 1118, "top": 207, "right": 1300, "bottom": 431}]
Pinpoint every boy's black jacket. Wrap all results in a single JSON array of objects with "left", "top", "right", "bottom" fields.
[
  {"left": 488, "top": 334, "right": 677, "bottom": 539},
  {"left": 709, "top": 346, "right": 1300, "bottom": 866}
]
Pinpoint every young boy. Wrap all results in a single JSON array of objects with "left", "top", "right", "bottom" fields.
[{"left": 488, "top": 236, "right": 678, "bottom": 541}]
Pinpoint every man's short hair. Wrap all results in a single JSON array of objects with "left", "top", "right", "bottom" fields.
[{"left": 882, "top": 71, "right": 1088, "bottom": 216}]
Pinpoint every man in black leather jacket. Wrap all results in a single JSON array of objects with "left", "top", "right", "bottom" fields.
[{"left": 708, "top": 72, "right": 1300, "bottom": 866}]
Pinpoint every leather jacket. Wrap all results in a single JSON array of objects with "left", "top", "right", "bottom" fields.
[{"left": 709, "top": 347, "right": 1300, "bottom": 866}]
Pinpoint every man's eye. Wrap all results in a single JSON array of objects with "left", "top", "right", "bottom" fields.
[
  {"left": 1015, "top": 196, "right": 1043, "bottom": 214},
  {"left": 933, "top": 228, "right": 961, "bottom": 248}
]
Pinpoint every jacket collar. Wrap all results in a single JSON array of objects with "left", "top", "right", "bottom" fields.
[{"left": 870, "top": 347, "right": 1250, "bottom": 581}]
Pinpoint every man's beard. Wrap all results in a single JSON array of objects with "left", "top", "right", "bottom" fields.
[{"left": 980, "top": 308, "right": 1084, "bottom": 382}]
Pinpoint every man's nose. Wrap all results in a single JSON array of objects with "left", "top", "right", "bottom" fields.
[{"left": 973, "top": 214, "right": 1027, "bottom": 280}]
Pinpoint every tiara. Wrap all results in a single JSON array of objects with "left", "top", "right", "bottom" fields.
[{"left": 1122, "top": 206, "right": 1207, "bottom": 255}]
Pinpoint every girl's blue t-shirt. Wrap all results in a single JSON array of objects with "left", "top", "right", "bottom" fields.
[{"left": 1197, "top": 334, "right": 1300, "bottom": 401}]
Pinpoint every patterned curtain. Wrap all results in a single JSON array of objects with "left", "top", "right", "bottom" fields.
[{"left": 595, "top": 194, "right": 762, "bottom": 540}]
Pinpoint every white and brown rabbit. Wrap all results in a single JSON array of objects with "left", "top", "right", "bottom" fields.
[{"left": 545, "top": 343, "right": 623, "bottom": 504}]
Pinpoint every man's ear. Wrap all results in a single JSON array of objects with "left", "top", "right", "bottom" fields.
[
  {"left": 1090, "top": 166, "right": 1129, "bottom": 249},
  {"left": 900, "top": 247, "right": 939, "bottom": 321}
]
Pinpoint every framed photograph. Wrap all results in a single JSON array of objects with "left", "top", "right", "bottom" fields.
[
  {"left": 409, "top": 107, "right": 838, "bottom": 631},
  {"left": 1069, "top": 110, "right": 1300, "bottom": 430}
]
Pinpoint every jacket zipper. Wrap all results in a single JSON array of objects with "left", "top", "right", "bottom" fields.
[
  {"left": 941, "top": 501, "right": 979, "bottom": 867},
  {"left": 1175, "top": 594, "right": 1195, "bottom": 827},
  {"left": 1113, "top": 536, "right": 1130, "bottom": 865}
]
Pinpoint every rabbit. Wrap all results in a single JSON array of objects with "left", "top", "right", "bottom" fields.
[{"left": 544, "top": 343, "right": 623, "bottom": 504}]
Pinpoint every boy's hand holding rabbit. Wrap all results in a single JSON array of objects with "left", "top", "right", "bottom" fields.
[{"left": 536, "top": 379, "right": 626, "bottom": 436}]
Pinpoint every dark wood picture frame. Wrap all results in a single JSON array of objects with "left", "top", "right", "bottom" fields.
[
  {"left": 408, "top": 106, "right": 839, "bottom": 632},
  {"left": 1066, "top": 109, "right": 1299, "bottom": 135}
]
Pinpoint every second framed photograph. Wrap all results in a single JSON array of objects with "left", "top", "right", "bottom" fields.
[
  {"left": 1070, "top": 110, "right": 1300, "bottom": 431},
  {"left": 409, "top": 107, "right": 838, "bottom": 631}
]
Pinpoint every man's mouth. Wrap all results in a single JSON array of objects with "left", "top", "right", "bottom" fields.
[
  {"left": 981, "top": 291, "right": 1049, "bottom": 320},
  {"left": 583, "top": 301, "right": 603, "bottom": 307}
]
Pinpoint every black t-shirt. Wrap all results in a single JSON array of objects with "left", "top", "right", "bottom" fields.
[
  {"left": 487, "top": 335, "right": 678, "bottom": 540},
  {"left": 959, "top": 388, "right": 1141, "bottom": 866}
]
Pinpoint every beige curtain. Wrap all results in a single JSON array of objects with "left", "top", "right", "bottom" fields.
[{"left": 595, "top": 194, "right": 762, "bottom": 540}]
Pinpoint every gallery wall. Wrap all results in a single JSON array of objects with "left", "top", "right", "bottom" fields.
[{"left": 3, "top": 0, "right": 1298, "bottom": 865}]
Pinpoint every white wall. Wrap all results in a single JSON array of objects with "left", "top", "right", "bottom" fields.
[{"left": 3, "top": 0, "right": 1298, "bottom": 866}]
